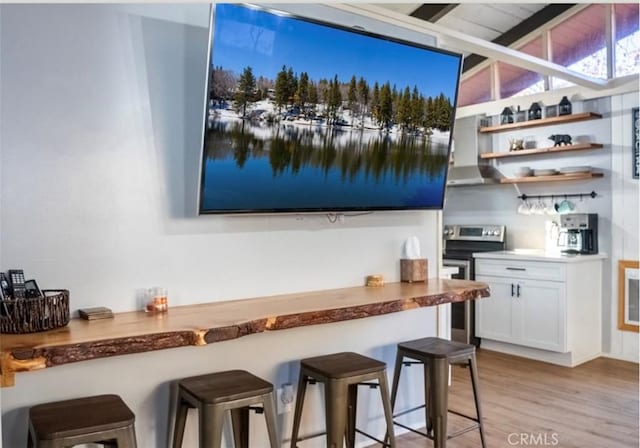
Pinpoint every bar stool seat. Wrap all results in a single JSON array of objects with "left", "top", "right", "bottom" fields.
[
  {"left": 397, "top": 338, "right": 475, "bottom": 361},
  {"left": 301, "top": 352, "right": 387, "bottom": 379},
  {"left": 28, "top": 394, "right": 137, "bottom": 447},
  {"left": 290, "top": 351, "right": 396, "bottom": 448},
  {"left": 388, "top": 337, "right": 486, "bottom": 448},
  {"left": 172, "top": 369, "right": 278, "bottom": 448},
  {"left": 179, "top": 370, "right": 273, "bottom": 404}
]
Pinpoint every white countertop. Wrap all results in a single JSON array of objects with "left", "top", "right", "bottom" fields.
[{"left": 473, "top": 249, "right": 607, "bottom": 263}]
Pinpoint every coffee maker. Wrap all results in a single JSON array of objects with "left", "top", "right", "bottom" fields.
[{"left": 558, "top": 213, "right": 598, "bottom": 254}]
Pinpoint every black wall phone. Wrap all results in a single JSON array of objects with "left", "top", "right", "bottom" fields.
[
  {"left": 0, "top": 269, "right": 42, "bottom": 301},
  {"left": 8, "top": 269, "right": 26, "bottom": 299}
]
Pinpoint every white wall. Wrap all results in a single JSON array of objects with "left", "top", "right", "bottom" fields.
[
  {"left": 447, "top": 90, "right": 639, "bottom": 362},
  {"left": 0, "top": 4, "right": 446, "bottom": 447},
  {"left": 609, "top": 91, "right": 640, "bottom": 361}
]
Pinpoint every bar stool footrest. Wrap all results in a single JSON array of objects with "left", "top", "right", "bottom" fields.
[
  {"left": 448, "top": 408, "right": 480, "bottom": 423},
  {"left": 391, "top": 404, "right": 426, "bottom": 419},
  {"left": 291, "top": 430, "right": 327, "bottom": 443},
  {"left": 354, "top": 428, "right": 392, "bottom": 447},
  {"left": 448, "top": 423, "right": 481, "bottom": 439},
  {"left": 393, "top": 421, "right": 432, "bottom": 439}
]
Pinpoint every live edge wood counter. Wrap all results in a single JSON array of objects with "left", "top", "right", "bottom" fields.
[{"left": 0, "top": 279, "right": 488, "bottom": 387}]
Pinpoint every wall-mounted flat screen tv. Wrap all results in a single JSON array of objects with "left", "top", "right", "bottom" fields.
[{"left": 199, "top": 4, "right": 462, "bottom": 214}]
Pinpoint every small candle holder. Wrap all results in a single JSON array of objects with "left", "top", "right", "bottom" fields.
[{"left": 145, "top": 287, "right": 168, "bottom": 313}]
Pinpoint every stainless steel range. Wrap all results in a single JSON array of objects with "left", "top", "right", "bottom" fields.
[{"left": 443, "top": 224, "right": 506, "bottom": 346}]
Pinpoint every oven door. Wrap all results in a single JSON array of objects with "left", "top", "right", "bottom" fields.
[{"left": 442, "top": 258, "right": 477, "bottom": 345}]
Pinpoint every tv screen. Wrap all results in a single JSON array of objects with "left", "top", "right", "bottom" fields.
[{"left": 199, "top": 4, "right": 462, "bottom": 214}]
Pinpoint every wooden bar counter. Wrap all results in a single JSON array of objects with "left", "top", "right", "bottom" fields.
[{"left": 0, "top": 279, "right": 488, "bottom": 387}]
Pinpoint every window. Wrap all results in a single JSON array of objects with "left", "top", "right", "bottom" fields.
[
  {"left": 499, "top": 62, "right": 544, "bottom": 99},
  {"left": 615, "top": 3, "right": 640, "bottom": 77},
  {"left": 458, "top": 67, "right": 491, "bottom": 107},
  {"left": 456, "top": 4, "right": 636, "bottom": 107},
  {"left": 509, "top": 38, "right": 545, "bottom": 97},
  {"left": 551, "top": 4, "right": 607, "bottom": 89}
]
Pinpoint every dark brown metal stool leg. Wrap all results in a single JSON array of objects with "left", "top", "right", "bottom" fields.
[
  {"left": 389, "top": 351, "right": 403, "bottom": 411},
  {"left": 345, "top": 384, "right": 358, "bottom": 448},
  {"left": 199, "top": 406, "right": 224, "bottom": 448},
  {"left": 262, "top": 392, "right": 280, "bottom": 447},
  {"left": 325, "top": 380, "right": 348, "bottom": 448},
  {"left": 172, "top": 396, "right": 189, "bottom": 448},
  {"left": 429, "top": 357, "right": 449, "bottom": 448},
  {"left": 383, "top": 351, "right": 404, "bottom": 446},
  {"left": 114, "top": 424, "right": 138, "bottom": 448},
  {"left": 423, "top": 362, "right": 433, "bottom": 436},
  {"left": 290, "top": 372, "right": 308, "bottom": 447},
  {"left": 231, "top": 407, "right": 250, "bottom": 448},
  {"left": 469, "top": 355, "right": 487, "bottom": 448},
  {"left": 377, "top": 372, "right": 396, "bottom": 448}
]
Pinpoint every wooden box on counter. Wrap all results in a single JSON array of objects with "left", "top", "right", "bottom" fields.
[{"left": 400, "top": 259, "right": 428, "bottom": 283}]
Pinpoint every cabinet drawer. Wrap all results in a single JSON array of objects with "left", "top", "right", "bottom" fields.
[{"left": 476, "top": 259, "right": 566, "bottom": 282}]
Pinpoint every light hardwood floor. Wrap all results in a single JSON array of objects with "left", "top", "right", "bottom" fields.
[{"left": 381, "top": 349, "right": 639, "bottom": 448}]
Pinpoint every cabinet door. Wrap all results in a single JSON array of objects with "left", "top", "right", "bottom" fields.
[
  {"left": 515, "top": 279, "right": 567, "bottom": 352},
  {"left": 475, "top": 275, "right": 515, "bottom": 343}
]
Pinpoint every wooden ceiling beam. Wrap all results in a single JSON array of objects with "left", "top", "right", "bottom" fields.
[{"left": 411, "top": 4, "right": 459, "bottom": 23}]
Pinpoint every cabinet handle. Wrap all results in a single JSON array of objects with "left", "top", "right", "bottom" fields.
[
  {"left": 506, "top": 267, "right": 526, "bottom": 271},
  {"left": 511, "top": 283, "right": 515, "bottom": 297},
  {"left": 517, "top": 284, "right": 521, "bottom": 297}
]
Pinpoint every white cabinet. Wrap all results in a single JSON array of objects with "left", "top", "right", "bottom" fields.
[
  {"left": 478, "top": 275, "right": 566, "bottom": 352},
  {"left": 518, "top": 279, "right": 566, "bottom": 352},
  {"left": 475, "top": 253, "right": 604, "bottom": 367},
  {"left": 475, "top": 277, "right": 514, "bottom": 343}
]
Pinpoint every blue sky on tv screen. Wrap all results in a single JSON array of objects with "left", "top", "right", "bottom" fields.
[{"left": 211, "top": 4, "right": 461, "bottom": 100}]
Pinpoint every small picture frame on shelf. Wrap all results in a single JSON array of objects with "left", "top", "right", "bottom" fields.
[{"left": 545, "top": 105, "right": 558, "bottom": 118}]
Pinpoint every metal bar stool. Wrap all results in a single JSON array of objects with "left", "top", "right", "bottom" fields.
[
  {"left": 290, "top": 351, "right": 396, "bottom": 448},
  {"left": 387, "top": 337, "right": 486, "bottom": 448},
  {"left": 172, "top": 369, "right": 278, "bottom": 448},
  {"left": 27, "top": 394, "right": 137, "bottom": 448}
]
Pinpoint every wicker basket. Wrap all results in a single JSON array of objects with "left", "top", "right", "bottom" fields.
[{"left": 0, "top": 290, "right": 69, "bottom": 334}]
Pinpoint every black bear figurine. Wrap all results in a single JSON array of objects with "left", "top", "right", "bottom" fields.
[{"left": 548, "top": 134, "right": 572, "bottom": 146}]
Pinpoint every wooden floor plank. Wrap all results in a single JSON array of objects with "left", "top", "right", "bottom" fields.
[{"left": 378, "top": 349, "right": 639, "bottom": 448}]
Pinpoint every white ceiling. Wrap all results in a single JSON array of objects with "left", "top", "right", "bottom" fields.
[
  {"left": 376, "top": 3, "right": 547, "bottom": 43},
  {"left": 437, "top": 4, "right": 547, "bottom": 42},
  {"left": 375, "top": 4, "right": 421, "bottom": 16}
]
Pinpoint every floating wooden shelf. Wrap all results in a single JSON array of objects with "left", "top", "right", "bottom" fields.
[
  {"left": 479, "top": 112, "right": 603, "bottom": 134},
  {"left": 480, "top": 143, "right": 604, "bottom": 159},
  {"left": 0, "top": 279, "right": 489, "bottom": 387},
  {"left": 501, "top": 172, "right": 604, "bottom": 184}
]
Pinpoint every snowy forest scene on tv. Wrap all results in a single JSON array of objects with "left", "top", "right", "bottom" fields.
[{"left": 200, "top": 4, "right": 462, "bottom": 213}]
